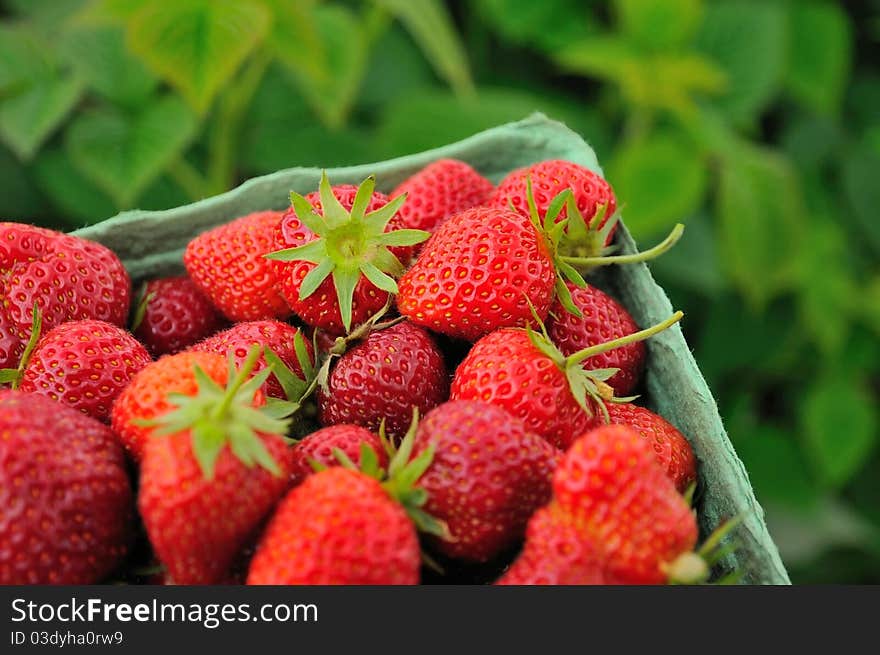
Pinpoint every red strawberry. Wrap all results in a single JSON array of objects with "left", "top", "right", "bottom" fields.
[
  {"left": 318, "top": 321, "right": 448, "bottom": 439},
  {"left": 0, "top": 390, "right": 132, "bottom": 584},
  {"left": 290, "top": 424, "right": 388, "bottom": 486},
  {"left": 490, "top": 160, "right": 617, "bottom": 250},
  {"left": 553, "top": 424, "right": 698, "bottom": 584},
  {"left": 247, "top": 467, "right": 420, "bottom": 585},
  {"left": 496, "top": 505, "right": 606, "bottom": 585},
  {"left": 390, "top": 159, "right": 494, "bottom": 235},
  {"left": 547, "top": 282, "right": 645, "bottom": 395},
  {"left": 412, "top": 400, "right": 559, "bottom": 562},
  {"left": 133, "top": 276, "right": 225, "bottom": 356},
  {"left": 450, "top": 313, "right": 682, "bottom": 449},
  {"left": 604, "top": 402, "right": 697, "bottom": 493},
  {"left": 268, "top": 174, "right": 427, "bottom": 335},
  {"left": 184, "top": 211, "right": 290, "bottom": 322},
  {"left": 191, "top": 320, "right": 313, "bottom": 400},
  {"left": 396, "top": 206, "right": 556, "bottom": 341},
  {"left": 138, "top": 349, "right": 294, "bottom": 585},
  {"left": 0, "top": 223, "right": 131, "bottom": 369},
  {"left": 450, "top": 328, "right": 600, "bottom": 449},
  {"left": 111, "top": 351, "right": 230, "bottom": 460},
  {"left": 19, "top": 319, "right": 151, "bottom": 421}
]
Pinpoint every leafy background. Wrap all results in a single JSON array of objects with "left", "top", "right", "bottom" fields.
[{"left": 1, "top": 0, "right": 878, "bottom": 582}]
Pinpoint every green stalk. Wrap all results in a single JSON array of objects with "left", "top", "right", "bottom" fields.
[
  {"left": 566, "top": 311, "right": 684, "bottom": 367},
  {"left": 561, "top": 223, "right": 685, "bottom": 267},
  {"left": 211, "top": 347, "right": 262, "bottom": 420}
]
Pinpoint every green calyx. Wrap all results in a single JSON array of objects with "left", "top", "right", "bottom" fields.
[
  {"left": 138, "top": 346, "right": 290, "bottom": 480},
  {"left": 0, "top": 303, "right": 42, "bottom": 390},
  {"left": 129, "top": 285, "right": 155, "bottom": 333},
  {"left": 265, "top": 171, "right": 430, "bottom": 333},
  {"left": 330, "top": 408, "right": 450, "bottom": 540},
  {"left": 518, "top": 175, "right": 684, "bottom": 318},
  {"left": 525, "top": 307, "right": 684, "bottom": 422},
  {"left": 666, "top": 514, "right": 744, "bottom": 585}
]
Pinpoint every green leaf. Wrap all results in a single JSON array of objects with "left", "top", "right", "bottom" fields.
[
  {"left": 802, "top": 374, "right": 878, "bottom": 488},
  {"left": 696, "top": 0, "right": 787, "bottom": 124},
  {"left": 281, "top": 4, "right": 370, "bottom": 128},
  {"left": 784, "top": 1, "right": 852, "bottom": 115},
  {"left": 6, "top": 0, "right": 89, "bottom": 28},
  {"left": 476, "top": 0, "right": 593, "bottom": 51},
  {"left": 65, "top": 95, "right": 198, "bottom": 206},
  {"left": 262, "top": 0, "right": 325, "bottom": 83},
  {"left": 648, "top": 211, "right": 725, "bottom": 297},
  {"left": 733, "top": 425, "right": 818, "bottom": 511},
  {"left": 0, "top": 145, "right": 44, "bottom": 219},
  {"left": 614, "top": 0, "right": 703, "bottom": 50},
  {"left": 797, "top": 216, "right": 857, "bottom": 355},
  {"left": 0, "top": 27, "right": 84, "bottom": 160},
  {"left": 841, "top": 141, "right": 880, "bottom": 253},
  {"left": 73, "top": 0, "right": 150, "bottom": 24},
  {"left": 715, "top": 145, "right": 804, "bottom": 308},
  {"left": 33, "top": 147, "right": 117, "bottom": 227},
  {"left": 60, "top": 25, "right": 157, "bottom": 108},
  {"left": 554, "top": 36, "right": 726, "bottom": 117},
  {"left": 608, "top": 130, "right": 707, "bottom": 239},
  {"left": 374, "top": 0, "right": 474, "bottom": 96},
  {"left": 377, "top": 87, "right": 609, "bottom": 160},
  {"left": 126, "top": 0, "right": 271, "bottom": 114}
]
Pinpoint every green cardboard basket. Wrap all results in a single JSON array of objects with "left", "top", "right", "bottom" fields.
[{"left": 73, "top": 113, "right": 790, "bottom": 585}]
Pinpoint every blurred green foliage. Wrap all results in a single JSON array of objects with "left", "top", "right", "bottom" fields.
[{"left": 1, "top": 0, "right": 878, "bottom": 582}]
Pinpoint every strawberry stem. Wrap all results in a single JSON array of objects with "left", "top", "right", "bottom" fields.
[
  {"left": 211, "top": 345, "right": 262, "bottom": 419},
  {"left": 565, "top": 311, "right": 683, "bottom": 367},
  {"left": 561, "top": 223, "right": 685, "bottom": 268},
  {"left": 0, "top": 304, "right": 43, "bottom": 390}
]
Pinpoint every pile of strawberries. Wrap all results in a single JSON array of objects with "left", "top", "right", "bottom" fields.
[{"left": 0, "top": 158, "right": 734, "bottom": 586}]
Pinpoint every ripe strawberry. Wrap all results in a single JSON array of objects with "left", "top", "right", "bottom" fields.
[
  {"left": 184, "top": 210, "right": 290, "bottom": 322},
  {"left": 547, "top": 282, "right": 645, "bottom": 395},
  {"left": 490, "top": 160, "right": 617, "bottom": 252},
  {"left": 554, "top": 424, "right": 698, "bottom": 584},
  {"left": 396, "top": 206, "right": 556, "bottom": 341},
  {"left": 247, "top": 467, "right": 420, "bottom": 585},
  {"left": 19, "top": 319, "right": 151, "bottom": 422},
  {"left": 138, "top": 349, "right": 294, "bottom": 585},
  {"left": 0, "top": 390, "right": 132, "bottom": 584},
  {"left": 450, "top": 313, "right": 682, "bottom": 449},
  {"left": 0, "top": 223, "right": 131, "bottom": 369},
  {"left": 318, "top": 321, "right": 448, "bottom": 439},
  {"left": 605, "top": 402, "right": 697, "bottom": 493},
  {"left": 290, "top": 424, "right": 388, "bottom": 486},
  {"left": 191, "top": 320, "right": 313, "bottom": 400},
  {"left": 496, "top": 505, "right": 606, "bottom": 585},
  {"left": 268, "top": 174, "right": 428, "bottom": 335},
  {"left": 412, "top": 400, "right": 559, "bottom": 562},
  {"left": 450, "top": 329, "right": 600, "bottom": 449},
  {"left": 111, "top": 351, "right": 230, "bottom": 460},
  {"left": 133, "top": 276, "right": 225, "bottom": 356},
  {"left": 390, "top": 159, "right": 494, "bottom": 235}
]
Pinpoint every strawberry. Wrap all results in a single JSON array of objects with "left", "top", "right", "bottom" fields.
[
  {"left": 496, "top": 504, "right": 606, "bottom": 585},
  {"left": 450, "top": 329, "right": 600, "bottom": 449},
  {"left": 138, "top": 348, "right": 294, "bottom": 585},
  {"left": 247, "top": 467, "right": 420, "bottom": 585},
  {"left": 133, "top": 276, "right": 225, "bottom": 356},
  {"left": 553, "top": 424, "right": 698, "bottom": 584},
  {"left": 111, "top": 351, "right": 230, "bottom": 460},
  {"left": 289, "top": 424, "right": 389, "bottom": 486},
  {"left": 396, "top": 206, "right": 557, "bottom": 341},
  {"left": 184, "top": 210, "right": 290, "bottom": 322},
  {"left": 318, "top": 321, "right": 448, "bottom": 439},
  {"left": 0, "top": 223, "right": 131, "bottom": 369},
  {"left": 18, "top": 319, "right": 151, "bottom": 422},
  {"left": 0, "top": 390, "right": 132, "bottom": 584},
  {"left": 190, "top": 320, "right": 314, "bottom": 400},
  {"left": 605, "top": 402, "right": 697, "bottom": 493},
  {"left": 267, "top": 174, "right": 428, "bottom": 335},
  {"left": 547, "top": 282, "right": 645, "bottom": 395},
  {"left": 412, "top": 400, "right": 559, "bottom": 562},
  {"left": 490, "top": 159, "right": 617, "bottom": 253},
  {"left": 390, "top": 159, "right": 494, "bottom": 235},
  {"left": 450, "top": 313, "right": 682, "bottom": 449}
]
